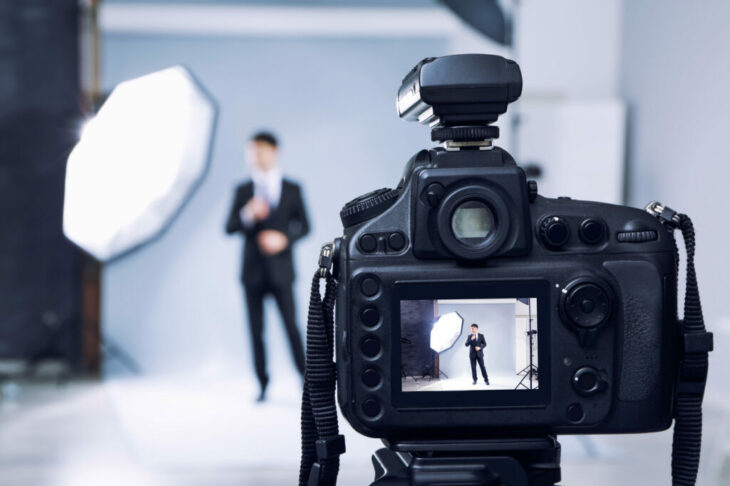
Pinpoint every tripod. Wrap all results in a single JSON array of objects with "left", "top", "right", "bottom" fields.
[
  {"left": 370, "top": 436, "right": 561, "bottom": 486},
  {"left": 516, "top": 301, "right": 538, "bottom": 390}
]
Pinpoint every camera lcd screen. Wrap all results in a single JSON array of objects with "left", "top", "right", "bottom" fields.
[
  {"left": 400, "top": 297, "right": 539, "bottom": 392},
  {"left": 392, "top": 281, "right": 549, "bottom": 408}
]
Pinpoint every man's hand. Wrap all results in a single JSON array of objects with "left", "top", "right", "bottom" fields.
[
  {"left": 471, "top": 335, "right": 476, "bottom": 341},
  {"left": 242, "top": 196, "right": 270, "bottom": 223},
  {"left": 475, "top": 346, "right": 481, "bottom": 351},
  {"left": 257, "top": 229, "right": 288, "bottom": 256}
]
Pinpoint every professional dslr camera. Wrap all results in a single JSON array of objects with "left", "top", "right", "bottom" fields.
[{"left": 299, "top": 54, "right": 712, "bottom": 486}]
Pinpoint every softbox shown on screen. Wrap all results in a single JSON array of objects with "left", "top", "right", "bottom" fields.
[
  {"left": 63, "top": 66, "right": 217, "bottom": 261},
  {"left": 430, "top": 311, "right": 463, "bottom": 354}
]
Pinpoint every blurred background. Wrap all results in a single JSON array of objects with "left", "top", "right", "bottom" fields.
[{"left": 0, "top": 0, "right": 728, "bottom": 484}]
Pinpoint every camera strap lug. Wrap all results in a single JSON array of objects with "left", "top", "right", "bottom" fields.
[
  {"left": 318, "top": 243, "right": 334, "bottom": 277},
  {"left": 645, "top": 200, "right": 681, "bottom": 227},
  {"left": 646, "top": 203, "right": 712, "bottom": 486}
]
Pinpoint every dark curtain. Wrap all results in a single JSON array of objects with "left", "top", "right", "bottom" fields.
[{"left": 0, "top": 0, "right": 82, "bottom": 366}]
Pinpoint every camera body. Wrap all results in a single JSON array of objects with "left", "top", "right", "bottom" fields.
[{"left": 333, "top": 55, "right": 679, "bottom": 442}]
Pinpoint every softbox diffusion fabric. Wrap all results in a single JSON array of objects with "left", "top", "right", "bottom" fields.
[{"left": 63, "top": 66, "right": 217, "bottom": 261}]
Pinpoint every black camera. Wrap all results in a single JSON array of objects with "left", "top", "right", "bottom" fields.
[
  {"left": 335, "top": 54, "right": 679, "bottom": 440},
  {"left": 299, "top": 54, "right": 711, "bottom": 486}
]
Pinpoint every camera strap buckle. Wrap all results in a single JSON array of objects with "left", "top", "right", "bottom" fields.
[
  {"left": 307, "top": 434, "right": 346, "bottom": 486},
  {"left": 677, "top": 323, "right": 713, "bottom": 398},
  {"left": 316, "top": 435, "right": 346, "bottom": 460},
  {"left": 682, "top": 326, "right": 714, "bottom": 355}
]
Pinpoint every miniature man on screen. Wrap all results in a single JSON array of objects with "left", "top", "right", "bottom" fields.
[
  {"left": 465, "top": 323, "right": 490, "bottom": 385},
  {"left": 225, "top": 131, "right": 310, "bottom": 402}
]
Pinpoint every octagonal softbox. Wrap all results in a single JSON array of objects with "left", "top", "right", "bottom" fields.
[
  {"left": 63, "top": 66, "right": 217, "bottom": 261},
  {"left": 430, "top": 311, "right": 464, "bottom": 354}
]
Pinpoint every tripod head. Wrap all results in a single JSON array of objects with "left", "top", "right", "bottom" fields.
[
  {"left": 371, "top": 437, "right": 561, "bottom": 486},
  {"left": 396, "top": 54, "right": 522, "bottom": 143}
]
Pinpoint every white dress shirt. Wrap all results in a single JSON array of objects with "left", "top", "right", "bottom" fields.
[{"left": 240, "top": 165, "right": 283, "bottom": 226}]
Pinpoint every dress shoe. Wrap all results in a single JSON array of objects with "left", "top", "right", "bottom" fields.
[{"left": 256, "top": 378, "right": 269, "bottom": 403}]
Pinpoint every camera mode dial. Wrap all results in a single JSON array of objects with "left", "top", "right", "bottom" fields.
[{"left": 341, "top": 188, "right": 399, "bottom": 228}]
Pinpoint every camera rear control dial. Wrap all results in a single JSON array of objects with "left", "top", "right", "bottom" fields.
[{"left": 561, "top": 279, "right": 613, "bottom": 346}]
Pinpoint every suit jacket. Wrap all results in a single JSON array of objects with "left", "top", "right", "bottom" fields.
[
  {"left": 465, "top": 333, "right": 487, "bottom": 358},
  {"left": 225, "top": 179, "right": 310, "bottom": 287}
]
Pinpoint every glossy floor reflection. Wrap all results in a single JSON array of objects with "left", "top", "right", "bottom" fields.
[{"left": 0, "top": 377, "right": 726, "bottom": 485}]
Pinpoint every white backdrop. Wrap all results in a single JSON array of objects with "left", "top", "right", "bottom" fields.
[{"left": 435, "top": 302, "right": 515, "bottom": 382}]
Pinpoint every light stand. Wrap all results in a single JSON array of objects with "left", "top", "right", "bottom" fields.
[
  {"left": 400, "top": 337, "right": 432, "bottom": 386},
  {"left": 515, "top": 299, "right": 538, "bottom": 390}
]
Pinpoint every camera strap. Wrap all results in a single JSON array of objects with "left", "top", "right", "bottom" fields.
[
  {"left": 647, "top": 203, "right": 714, "bottom": 486},
  {"left": 299, "top": 244, "right": 345, "bottom": 486}
]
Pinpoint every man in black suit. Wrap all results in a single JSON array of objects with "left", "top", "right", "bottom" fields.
[
  {"left": 225, "top": 131, "right": 310, "bottom": 402},
  {"left": 465, "top": 323, "right": 490, "bottom": 385}
]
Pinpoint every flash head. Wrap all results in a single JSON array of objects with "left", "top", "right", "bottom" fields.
[{"left": 396, "top": 54, "right": 522, "bottom": 131}]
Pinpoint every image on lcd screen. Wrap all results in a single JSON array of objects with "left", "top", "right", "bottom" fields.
[{"left": 400, "top": 298, "right": 538, "bottom": 392}]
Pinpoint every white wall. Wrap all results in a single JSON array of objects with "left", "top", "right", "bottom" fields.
[
  {"left": 516, "top": 0, "right": 623, "bottom": 98},
  {"left": 513, "top": 0, "right": 626, "bottom": 203},
  {"left": 620, "top": 0, "right": 730, "bottom": 401}
]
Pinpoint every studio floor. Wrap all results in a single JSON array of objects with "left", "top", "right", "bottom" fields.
[
  {"left": 402, "top": 371, "right": 538, "bottom": 392},
  {"left": 0, "top": 375, "right": 727, "bottom": 485}
]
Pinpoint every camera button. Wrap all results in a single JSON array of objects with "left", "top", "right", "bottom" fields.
[
  {"left": 572, "top": 366, "right": 606, "bottom": 395},
  {"left": 360, "top": 276, "right": 380, "bottom": 297},
  {"left": 362, "top": 398, "right": 381, "bottom": 418},
  {"left": 362, "top": 368, "right": 381, "bottom": 388},
  {"left": 359, "top": 234, "right": 377, "bottom": 253},
  {"left": 579, "top": 219, "right": 605, "bottom": 244},
  {"left": 566, "top": 403, "right": 584, "bottom": 423},
  {"left": 388, "top": 232, "right": 406, "bottom": 251},
  {"left": 361, "top": 337, "right": 381, "bottom": 358},
  {"left": 424, "top": 182, "right": 445, "bottom": 207},
  {"left": 540, "top": 216, "right": 570, "bottom": 249},
  {"left": 361, "top": 307, "right": 380, "bottom": 328}
]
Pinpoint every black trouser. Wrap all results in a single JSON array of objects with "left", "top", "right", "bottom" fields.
[
  {"left": 244, "top": 281, "right": 305, "bottom": 390},
  {"left": 470, "top": 353, "right": 489, "bottom": 382}
]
